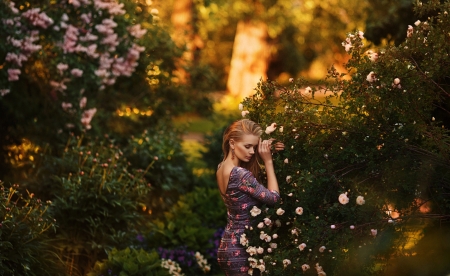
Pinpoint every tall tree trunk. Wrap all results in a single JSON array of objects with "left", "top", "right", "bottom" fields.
[
  {"left": 227, "top": 20, "right": 270, "bottom": 98},
  {"left": 171, "top": 0, "right": 203, "bottom": 83}
]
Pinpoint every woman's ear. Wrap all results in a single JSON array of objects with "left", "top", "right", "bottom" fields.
[{"left": 229, "top": 139, "right": 235, "bottom": 148}]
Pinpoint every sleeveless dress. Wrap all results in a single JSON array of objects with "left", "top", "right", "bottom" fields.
[{"left": 217, "top": 166, "right": 280, "bottom": 275}]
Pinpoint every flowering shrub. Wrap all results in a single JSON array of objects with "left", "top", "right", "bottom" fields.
[
  {"left": 88, "top": 247, "right": 170, "bottom": 276},
  {"left": 0, "top": 182, "right": 61, "bottom": 275},
  {"left": 30, "top": 134, "right": 153, "bottom": 275},
  {"left": 0, "top": 0, "right": 148, "bottom": 131},
  {"left": 142, "top": 187, "right": 226, "bottom": 275},
  {"left": 238, "top": 1, "right": 450, "bottom": 274}
]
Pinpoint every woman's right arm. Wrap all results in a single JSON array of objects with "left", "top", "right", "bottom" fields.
[{"left": 259, "top": 138, "right": 279, "bottom": 194}]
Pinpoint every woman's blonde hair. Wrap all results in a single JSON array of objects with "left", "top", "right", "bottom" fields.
[{"left": 222, "top": 119, "right": 263, "bottom": 179}]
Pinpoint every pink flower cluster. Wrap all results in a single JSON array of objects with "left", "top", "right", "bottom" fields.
[
  {"left": 94, "top": 0, "right": 126, "bottom": 15},
  {"left": 22, "top": 8, "right": 54, "bottom": 29}
]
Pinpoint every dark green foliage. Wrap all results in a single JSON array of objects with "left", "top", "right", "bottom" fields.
[
  {"left": 237, "top": 1, "right": 450, "bottom": 274},
  {"left": 88, "top": 248, "right": 170, "bottom": 276},
  {"left": 25, "top": 135, "right": 152, "bottom": 275},
  {"left": 364, "top": 0, "right": 416, "bottom": 45},
  {"left": 124, "top": 125, "right": 195, "bottom": 218},
  {"left": 0, "top": 182, "right": 63, "bottom": 276},
  {"left": 145, "top": 187, "right": 226, "bottom": 252}
]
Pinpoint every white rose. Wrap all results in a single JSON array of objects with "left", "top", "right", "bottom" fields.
[
  {"left": 356, "top": 195, "right": 365, "bottom": 205},
  {"left": 276, "top": 208, "right": 285, "bottom": 216}
]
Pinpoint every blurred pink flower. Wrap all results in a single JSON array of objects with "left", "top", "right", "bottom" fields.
[
  {"left": 265, "top": 123, "right": 277, "bottom": 134},
  {"left": 302, "top": 264, "right": 310, "bottom": 271},
  {"left": 61, "top": 102, "right": 73, "bottom": 111},
  {"left": 338, "top": 192, "right": 349, "bottom": 205},
  {"left": 81, "top": 108, "right": 97, "bottom": 130},
  {"left": 295, "top": 207, "right": 303, "bottom": 215},
  {"left": 8, "top": 68, "right": 21, "bottom": 81},
  {"left": 128, "top": 24, "right": 147, "bottom": 39},
  {"left": 371, "top": 229, "right": 377, "bottom": 236},
  {"left": 358, "top": 30, "right": 364, "bottom": 39},
  {"left": 407, "top": 25, "right": 414, "bottom": 38},
  {"left": 71, "top": 68, "right": 83, "bottom": 77},
  {"left": 22, "top": 8, "right": 54, "bottom": 29},
  {"left": 0, "top": 89, "right": 11, "bottom": 96},
  {"left": 366, "top": 71, "right": 377, "bottom": 83},
  {"left": 298, "top": 243, "right": 306, "bottom": 251},
  {"left": 276, "top": 208, "right": 285, "bottom": 216},
  {"left": 79, "top": 97, "right": 87, "bottom": 108},
  {"left": 356, "top": 195, "right": 365, "bottom": 205}
]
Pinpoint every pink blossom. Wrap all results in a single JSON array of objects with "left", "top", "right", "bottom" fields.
[
  {"left": 241, "top": 110, "right": 249, "bottom": 117},
  {"left": 9, "top": 2, "right": 19, "bottom": 14},
  {"left": 80, "top": 13, "right": 92, "bottom": 24},
  {"left": 5, "top": 53, "right": 28, "bottom": 67},
  {"left": 71, "top": 68, "right": 83, "bottom": 77},
  {"left": 50, "top": 80, "right": 68, "bottom": 91},
  {"left": 86, "top": 44, "right": 99, "bottom": 58},
  {"left": 302, "top": 264, "right": 310, "bottom": 272},
  {"left": 22, "top": 8, "right": 54, "bottom": 29},
  {"left": 338, "top": 192, "right": 349, "bottom": 204},
  {"left": 0, "top": 89, "right": 11, "bottom": 96},
  {"left": 407, "top": 25, "right": 414, "bottom": 38},
  {"left": 265, "top": 123, "right": 277, "bottom": 134},
  {"left": 350, "top": 225, "right": 355, "bottom": 229},
  {"left": 392, "top": 78, "right": 402, "bottom": 89},
  {"left": 356, "top": 195, "right": 365, "bottom": 205},
  {"left": 304, "top": 86, "right": 312, "bottom": 94},
  {"left": 298, "top": 243, "right": 306, "bottom": 251},
  {"left": 61, "top": 13, "right": 69, "bottom": 22},
  {"left": 276, "top": 208, "right": 285, "bottom": 215},
  {"left": 366, "top": 71, "right": 377, "bottom": 83},
  {"left": 81, "top": 108, "right": 97, "bottom": 130},
  {"left": 61, "top": 102, "right": 73, "bottom": 111},
  {"left": 295, "top": 207, "right": 303, "bottom": 215},
  {"left": 57, "top": 63, "right": 69, "bottom": 74},
  {"left": 8, "top": 68, "right": 21, "bottom": 81},
  {"left": 79, "top": 97, "right": 87, "bottom": 108},
  {"left": 79, "top": 33, "right": 99, "bottom": 42},
  {"left": 371, "top": 229, "right": 377, "bottom": 236},
  {"left": 342, "top": 37, "right": 353, "bottom": 52},
  {"left": 69, "top": 0, "right": 81, "bottom": 8},
  {"left": 128, "top": 24, "right": 147, "bottom": 39},
  {"left": 94, "top": 69, "right": 109, "bottom": 78},
  {"left": 358, "top": 30, "right": 364, "bottom": 39},
  {"left": 330, "top": 225, "right": 336, "bottom": 229}
]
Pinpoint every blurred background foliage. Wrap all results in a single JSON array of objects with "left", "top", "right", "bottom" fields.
[{"left": 1, "top": 0, "right": 449, "bottom": 275}]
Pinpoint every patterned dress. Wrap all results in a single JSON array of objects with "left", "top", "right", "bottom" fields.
[{"left": 217, "top": 166, "right": 280, "bottom": 276}]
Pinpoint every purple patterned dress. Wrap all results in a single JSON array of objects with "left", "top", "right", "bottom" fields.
[{"left": 217, "top": 166, "right": 280, "bottom": 275}]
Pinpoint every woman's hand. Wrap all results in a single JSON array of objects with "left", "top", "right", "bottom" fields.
[
  {"left": 258, "top": 138, "right": 273, "bottom": 163},
  {"left": 262, "top": 138, "right": 285, "bottom": 152}
]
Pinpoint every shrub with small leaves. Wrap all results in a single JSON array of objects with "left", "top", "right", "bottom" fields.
[
  {"left": 40, "top": 134, "right": 153, "bottom": 275},
  {"left": 0, "top": 182, "right": 62, "bottom": 275},
  {"left": 88, "top": 247, "right": 170, "bottom": 276},
  {"left": 238, "top": 1, "right": 450, "bottom": 275}
]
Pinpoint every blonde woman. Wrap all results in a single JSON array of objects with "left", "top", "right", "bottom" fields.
[{"left": 216, "top": 119, "right": 284, "bottom": 275}]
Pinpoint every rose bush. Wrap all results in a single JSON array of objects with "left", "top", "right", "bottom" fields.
[{"left": 239, "top": 1, "right": 450, "bottom": 275}]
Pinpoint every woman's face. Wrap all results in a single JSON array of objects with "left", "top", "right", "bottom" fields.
[{"left": 232, "top": 134, "right": 259, "bottom": 162}]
